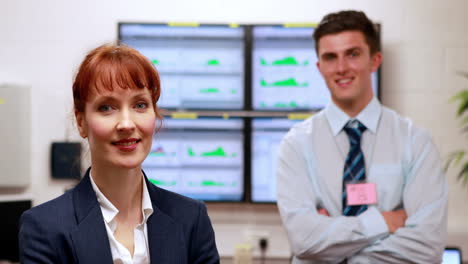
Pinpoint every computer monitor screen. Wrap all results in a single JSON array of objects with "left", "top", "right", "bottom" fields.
[
  {"left": 252, "top": 25, "right": 379, "bottom": 111},
  {"left": 0, "top": 199, "right": 32, "bottom": 262},
  {"left": 119, "top": 23, "right": 246, "bottom": 110},
  {"left": 142, "top": 117, "right": 244, "bottom": 201},
  {"left": 443, "top": 247, "right": 462, "bottom": 264},
  {"left": 251, "top": 117, "right": 303, "bottom": 202}
]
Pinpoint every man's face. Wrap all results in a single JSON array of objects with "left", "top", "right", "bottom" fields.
[{"left": 316, "top": 30, "right": 381, "bottom": 112}]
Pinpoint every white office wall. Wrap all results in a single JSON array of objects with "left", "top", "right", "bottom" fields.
[{"left": 1, "top": 0, "right": 467, "bottom": 259}]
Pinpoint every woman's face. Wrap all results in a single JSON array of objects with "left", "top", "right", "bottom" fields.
[{"left": 76, "top": 86, "right": 156, "bottom": 170}]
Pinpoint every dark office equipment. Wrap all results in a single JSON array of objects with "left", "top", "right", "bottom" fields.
[
  {"left": 51, "top": 142, "right": 81, "bottom": 179},
  {"left": 0, "top": 199, "right": 32, "bottom": 262}
]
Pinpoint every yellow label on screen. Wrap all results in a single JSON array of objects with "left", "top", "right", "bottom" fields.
[
  {"left": 0, "top": 98, "right": 5, "bottom": 105},
  {"left": 288, "top": 113, "right": 313, "bottom": 120},
  {"left": 171, "top": 112, "right": 198, "bottom": 119},
  {"left": 168, "top": 22, "right": 200, "bottom": 27},
  {"left": 229, "top": 23, "right": 239, "bottom": 28},
  {"left": 284, "top": 23, "right": 317, "bottom": 28}
]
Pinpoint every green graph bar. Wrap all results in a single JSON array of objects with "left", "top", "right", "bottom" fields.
[
  {"left": 201, "top": 147, "right": 227, "bottom": 157},
  {"left": 188, "top": 181, "right": 238, "bottom": 187},
  {"left": 202, "top": 180, "right": 224, "bottom": 186},
  {"left": 188, "top": 147, "right": 196, "bottom": 157},
  {"left": 273, "top": 57, "right": 299, "bottom": 65},
  {"left": 200, "top": 88, "right": 220, "bottom": 94},
  {"left": 260, "top": 57, "right": 309, "bottom": 66},
  {"left": 148, "top": 152, "right": 166, "bottom": 157},
  {"left": 273, "top": 101, "right": 299, "bottom": 108},
  {"left": 260, "top": 78, "right": 308, "bottom": 87},
  {"left": 149, "top": 179, "right": 177, "bottom": 186},
  {"left": 207, "top": 59, "right": 220, "bottom": 66}
]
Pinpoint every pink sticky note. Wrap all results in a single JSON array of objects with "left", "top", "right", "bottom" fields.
[{"left": 346, "top": 183, "right": 378, "bottom": 206}]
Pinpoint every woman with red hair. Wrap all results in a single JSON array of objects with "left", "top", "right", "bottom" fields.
[{"left": 19, "top": 44, "right": 220, "bottom": 264}]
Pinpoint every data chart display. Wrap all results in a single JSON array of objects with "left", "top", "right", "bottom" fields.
[
  {"left": 251, "top": 118, "right": 302, "bottom": 202},
  {"left": 142, "top": 118, "right": 244, "bottom": 201},
  {"left": 252, "top": 25, "right": 379, "bottom": 110},
  {"left": 119, "top": 23, "right": 245, "bottom": 110}
]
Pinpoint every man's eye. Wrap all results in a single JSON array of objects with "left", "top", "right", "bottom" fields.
[
  {"left": 98, "top": 105, "right": 113, "bottom": 112},
  {"left": 350, "top": 51, "right": 360, "bottom": 57}
]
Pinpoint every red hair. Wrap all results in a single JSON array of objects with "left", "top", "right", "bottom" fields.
[{"left": 72, "top": 44, "right": 161, "bottom": 119}]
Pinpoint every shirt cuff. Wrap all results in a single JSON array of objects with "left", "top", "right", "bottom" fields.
[{"left": 358, "top": 206, "right": 388, "bottom": 237}]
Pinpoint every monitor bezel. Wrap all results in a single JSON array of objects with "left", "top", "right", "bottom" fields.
[
  {"left": 118, "top": 22, "right": 248, "bottom": 112},
  {"left": 249, "top": 23, "right": 382, "bottom": 112}
]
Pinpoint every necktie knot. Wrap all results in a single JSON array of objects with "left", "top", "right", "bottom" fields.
[{"left": 343, "top": 120, "right": 367, "bottom": 146}]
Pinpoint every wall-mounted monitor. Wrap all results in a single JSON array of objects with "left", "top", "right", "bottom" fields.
[
  {"left": 142, "top": 117, "right": 245, "bottom": 201},
  {"left": 251, "top": 117, "right": 303, "bottom": 203},
  {"left": 252, "top": 25, "right": 380, "bottom": 111},
  {"left": 119, "top": 23, "right": 246, "bottom": 110}
]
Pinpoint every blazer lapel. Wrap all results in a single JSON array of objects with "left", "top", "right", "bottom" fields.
[
  {"left": 145, "top": 175, "right": 187, "bottom": 263},
  {"left": 70, "top": 170, "right": 113, "bottom": 264}
]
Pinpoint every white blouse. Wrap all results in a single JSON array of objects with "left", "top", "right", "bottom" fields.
[{"left": 90, "top": 173, "right": 153, "bottom": 264}]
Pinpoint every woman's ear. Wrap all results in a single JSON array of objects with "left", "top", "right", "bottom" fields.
[{"left": 75, "top": 111, "right": 88, "bottom": 138}]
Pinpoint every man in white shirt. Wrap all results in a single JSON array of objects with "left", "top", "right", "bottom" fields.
[{"left": 277, "top": 10, "right": 448, "bottom": 263}]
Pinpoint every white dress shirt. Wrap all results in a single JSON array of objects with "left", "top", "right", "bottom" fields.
[
  {"left": 277, "top": 98, "right": 448, "bottom": 264},
  {"left": 90, "top": 173, "right": 153, "bottom": 264}
]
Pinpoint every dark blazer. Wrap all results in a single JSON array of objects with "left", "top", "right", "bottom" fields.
[{"left": 19, "top": 169, "right": 220, "bottom": 263}]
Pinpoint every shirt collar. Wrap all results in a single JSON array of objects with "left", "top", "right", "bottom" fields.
[
  {"left": 140, "top": 176, "right": 154, "bottom": 224},
  {"left": 89, "top": 172, "right": 119, "bottom": 225},
  {"left": 89, "top": 172, "right": 154, "bottom": 228},
  {"left": 324, "top": 97, "right": 381, "bottom": 136}
]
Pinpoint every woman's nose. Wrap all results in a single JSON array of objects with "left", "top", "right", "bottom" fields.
[{"left": 116, "top": 110, "right": 135, "bottom": 132}]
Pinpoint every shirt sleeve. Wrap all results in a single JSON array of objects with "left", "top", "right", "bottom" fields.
[
  {"left": 351, "top": 130, "right": 448, "bottom": 263},
  {"left": 277, "top": 131, "right": 389, "bottom": 263}
]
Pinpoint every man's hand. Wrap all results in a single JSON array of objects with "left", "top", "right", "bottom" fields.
[{"left": 381, "top": 209, "right": 407, "bottom": 233}]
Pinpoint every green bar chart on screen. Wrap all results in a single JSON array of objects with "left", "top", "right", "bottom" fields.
[
  {"left": 207, "top": 59, "right": 220, "bottom": 66},
  {"left": 260, "top": 78, "right": 309, "bottom": 87},
  {"left": 260, "top": 57, "right": 309, "bottom": 66},
  {"left": 149, "top": 179, "right": 177, "bottom": 186},
  {"left": 188, "top": 180, "right": 238, "bottom": 187},
  {"left": 199, "top": 88, "right": 220, "bottom": 94}
]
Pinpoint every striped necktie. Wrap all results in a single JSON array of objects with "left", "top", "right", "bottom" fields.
[{"left": 342, "top": 120, "right": 367, "bottom": 216}]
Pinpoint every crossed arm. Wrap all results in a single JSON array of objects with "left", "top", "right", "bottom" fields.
[{"left": 277, "top": 133, "right": 447, "bottom": 263}]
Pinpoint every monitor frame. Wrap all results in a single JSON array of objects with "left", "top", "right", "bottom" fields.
[
  {"left": 249, "top": 23, "right": 382, "bottom": 112},
  {"left": 118, "top": 22, "right": 248, "bottom": 111},
  {"left": 142, "top": 116, "right": 248, "bottom": 203}
]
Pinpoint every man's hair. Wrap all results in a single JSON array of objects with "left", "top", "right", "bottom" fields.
[{"left": 313, "top": 10, "right": 380, "bottom": 55}]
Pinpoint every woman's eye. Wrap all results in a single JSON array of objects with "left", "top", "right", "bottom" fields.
[
  {"left": 98, "top": 105, "right": 113, "bottom": 112},
  {"left": 135, "top": 102, "right": 148, "bottom": 109}
]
